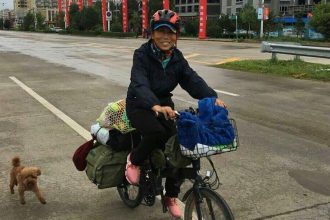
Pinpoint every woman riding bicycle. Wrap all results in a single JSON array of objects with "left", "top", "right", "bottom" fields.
[{"left": 125, "top": 9, "right": 226, "bottom": 218}]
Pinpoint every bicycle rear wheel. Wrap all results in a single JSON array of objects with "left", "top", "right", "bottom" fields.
[
  {"left": 184, "top": 188, "right": 234, "bottom": 220},
  {"left": 117, "top": 180, "right": 143, "bottom": 208}
]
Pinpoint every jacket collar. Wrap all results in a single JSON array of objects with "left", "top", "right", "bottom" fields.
[{"left": 144, "top": 40, "right": 181, "bottom": 64}]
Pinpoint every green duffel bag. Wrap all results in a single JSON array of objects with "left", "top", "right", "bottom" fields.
[{"left": 86, "top": 142, "right": 129, "bottom": 189}]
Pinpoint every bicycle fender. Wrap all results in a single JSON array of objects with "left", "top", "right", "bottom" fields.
[{"left": 182, "top": 188, "right": 194, "bottom": 202}]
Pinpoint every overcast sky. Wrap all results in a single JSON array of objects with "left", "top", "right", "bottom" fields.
[{"left": 2, "top": 0, "right": 13, "bottom": 10}]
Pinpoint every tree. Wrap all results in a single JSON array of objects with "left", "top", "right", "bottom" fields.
[
  {"left": 0, "top": 18, "right": 3, "bottom": 30},
  {"left": 56, "top": 11, "right": 65, "bottom": 29},
  {"left": 93, "top": 1, "right": 103, "bottom": 25},
  {"left": 22, "top": 12, "right": 35, "bottom": 31},
  {"left": 36, "top": 12, "right": 46, "bottom": 30},
  {"left": 148, "top": 0, "right": 162, "bottom": 19},
  {"left": 4, "top": 19, "right": 11, "bottom": 29},
  {"left": 206, "top": 19, "right": 220, "bottom": 38},
  {"left": 130, "top": 11, "right": 141, "bottom": 33},
  {"left": 263, "top": 12, "right": 276, "bottom": 36},
  {"left": 294, "top": 12, "right": 305, "bottom": 38},
  {"left": 84, "top": 6, "right": 100, "bottom": 30},
  {"left": 219, "top": 14, "right": 235, "bottom": 35},
  {"left": 69, "top": 3, "right": 80, "bottom": 30},
  {"left": 309, "top": 3, "right": 330, "bottom": 39},
  {"left": 240, "top": 4, "right": 258, "bottom": 37},
  {"left": 183, "top": 18, "right": 199, "bottom": 36}
]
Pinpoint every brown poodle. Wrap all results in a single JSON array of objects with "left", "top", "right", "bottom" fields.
[{"left": 9, "top": 156, "right": 46, "bottom": 205}]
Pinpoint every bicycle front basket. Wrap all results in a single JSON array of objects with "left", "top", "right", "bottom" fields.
[{"left": 180, "top": 119, "right": 239, "bottom": 159}]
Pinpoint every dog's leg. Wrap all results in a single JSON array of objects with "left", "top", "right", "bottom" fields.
[
  {"left": 18, "top": 186, "right": 26, "bottom": 205},
  {"left": 9, "top": 172, "right": 15, "bottom": 194},
  {"left": 33, "top": 186, "right": 46, "bottom": 204}
]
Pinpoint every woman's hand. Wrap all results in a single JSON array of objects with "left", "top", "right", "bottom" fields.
[
  {"left": 215, "top": 98, "right": 227, "bottom": 108},
  {"left": 152, "top": 105, "right": 176, "bottom": 120}
]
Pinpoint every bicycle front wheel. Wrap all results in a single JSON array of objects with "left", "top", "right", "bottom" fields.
[{"left": 184, "top": 188, "right": 234, "bottom": 220}]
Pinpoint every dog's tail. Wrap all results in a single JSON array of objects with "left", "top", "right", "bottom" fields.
[{"left": 12, "top": 156, "right": 21, "bottom": 167}]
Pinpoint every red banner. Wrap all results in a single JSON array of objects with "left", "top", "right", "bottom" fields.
[
  {"left": 78, "top": 0, "right": 82, "bottom": 11},
  {"left": 142, "top": 0, "right": 148, "bottom": 33},
  {"left": 198, "top": 0, "right": 207, "bottom": 39},
  {"left": 163, "top": 0, "right": 169, "bottom": 10},
  {"left": 65, "top": 0, "right": 69, "bottom": 28},
  {"left": 87, "top": 0, "right": 92, "bottom": 7},
  {"left": 263, "top": 7, "right": 269, "bottom": 20},
  {"left": 122, "top": 0, "right": 128, "bottom": 32},
  {"left": 102, "top": 0, "right": 106, "bottom": 32},
  {"left": 58, "top": 0, "right": 62, "bottom": 14}
]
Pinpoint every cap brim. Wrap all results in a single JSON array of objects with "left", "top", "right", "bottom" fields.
[{"left": 153, "top": 23, "right": 177, "bottom": 33}]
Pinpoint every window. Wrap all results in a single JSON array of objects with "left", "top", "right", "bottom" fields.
[
  {"left": 280, "top": 6, "right": 288, "bottom": 12},
  {"left": 194, "top": 5, "right": 199, "bottom": 12},
  {"left": 187, "top": 6, "right": 192, "bottom": 12},
  {"left": 181, "top": 0, "right": 186, "bottom": 4},
  {"left": 175, "top": 0, "right": 180, "bottom": 4},
  {"left": 187, "top": 0, "right": 193, "bottom": 3},
  {"left": 208, "top": 0, "right": 220, "bottom": 3},
  {"left": 181, "top": 6, "right": 186, "bottom": 13}
]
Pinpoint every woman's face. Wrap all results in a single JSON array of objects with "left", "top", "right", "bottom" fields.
[{"left": 152, "top": 27, "right": 177, "bottom": 51}]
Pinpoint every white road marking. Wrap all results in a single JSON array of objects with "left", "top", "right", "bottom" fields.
[
  {"left": 173, "top": 97, "right": 197, "bottom": 106},
  {"left": 9, "top": 76, "right": 91, "bottom": 140},
  {"left": 215, "top": 89, "right": 240, "bottom": 97}
]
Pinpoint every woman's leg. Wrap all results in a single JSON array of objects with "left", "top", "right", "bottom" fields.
[{"left": 128, "top": 108, "right": 175, "bottom": 166}]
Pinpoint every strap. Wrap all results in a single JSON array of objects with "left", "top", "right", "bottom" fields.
[{"left": 92, "top": 127, "right": 102, "bottom": 141}]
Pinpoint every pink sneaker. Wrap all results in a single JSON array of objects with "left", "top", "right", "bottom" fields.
[
  {"left": 125, "top": 153, "right": 140, "bottom": 185},
  {"left": 165, "top": 197, "right": 182, "bottom": 218}
]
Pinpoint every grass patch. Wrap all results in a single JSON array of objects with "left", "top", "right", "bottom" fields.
[{"left": 216, "top": 59, "right": 330, "bottom": 82}]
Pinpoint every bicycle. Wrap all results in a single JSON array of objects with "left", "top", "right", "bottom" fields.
[{"left": 117, "top": 109, "right": 238, "bottom": 220}]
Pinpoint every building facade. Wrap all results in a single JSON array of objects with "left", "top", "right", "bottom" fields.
[
  {"left": 222, "top": 0, "right": 322, "bottom": 16},
  {"left": 14, "top": 0, "right": 60, "bottom": 25},
  {"left": 175, "top": 0, "right": 323, "bottom": 20},
  {"left": 174, "top": 0, "right": 221, "bottom": 19}
]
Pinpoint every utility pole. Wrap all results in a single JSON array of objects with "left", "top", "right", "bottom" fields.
[
  {"left": 260, "top": 0, "right": 264, "bottom": 38},
  {"left": 107, "top": 0, "right": 110, "bottom": 32},
  {"left": 1, "top": 1, "right": 5, "bottom": 29},
  {"left": 235, "top": 14, "right": 238, "bottom": 42},
  {"left": 34, "top": 0, "right": 37, "bottom": 30}
]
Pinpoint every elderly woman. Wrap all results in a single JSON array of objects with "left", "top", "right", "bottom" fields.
[{"left": 125, "top": 9, "right": 226, "bottom": 218}]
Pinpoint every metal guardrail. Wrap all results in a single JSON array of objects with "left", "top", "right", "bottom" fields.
[{"left": 261, "top": 41, "right": 330, "bottom": 59}]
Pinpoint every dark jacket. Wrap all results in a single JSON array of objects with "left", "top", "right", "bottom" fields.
[{"left": 126, "top": 40, "right": 217, "bottom": 111}]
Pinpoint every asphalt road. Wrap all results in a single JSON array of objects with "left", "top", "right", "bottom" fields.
[{"left": 0, "top": 31, "right": 329, "bottom": 220}]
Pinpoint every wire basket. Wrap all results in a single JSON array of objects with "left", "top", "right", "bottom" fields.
[
  {"left": 96, "top": 99, "right": 135, "bottom": 134},
  {"left": 180, "top": 119, "right": 239, "bottom": 159}
]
